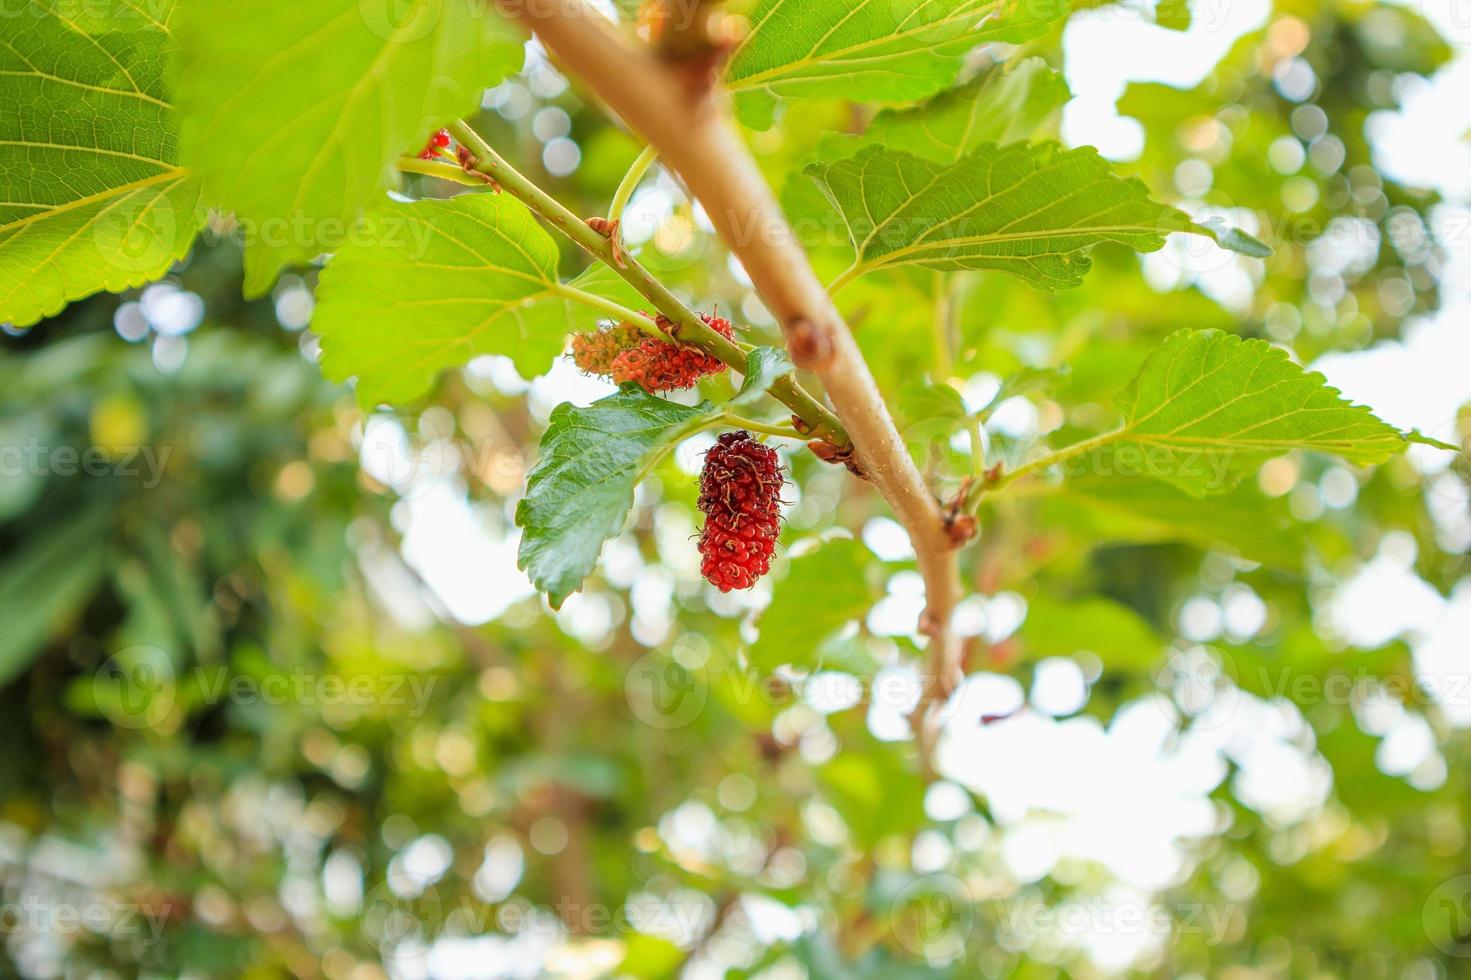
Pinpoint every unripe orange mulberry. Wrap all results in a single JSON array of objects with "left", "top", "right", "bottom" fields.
[
  {"left": 574, "top": 313, "right": 736, "bottom": 393},
  {"left": 571, "top": 323, "right": 643, "bottom": 375}
]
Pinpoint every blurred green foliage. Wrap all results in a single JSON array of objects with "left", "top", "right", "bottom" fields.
[{"left": 1, "top": 0, "right": 1470, "bottom": 978}]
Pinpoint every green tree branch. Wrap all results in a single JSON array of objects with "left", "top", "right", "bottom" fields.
[{"left": 443, "top": 119, "right": 849, "bottom": 448}]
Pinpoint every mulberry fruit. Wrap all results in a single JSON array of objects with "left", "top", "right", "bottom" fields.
[
  {"left": 698, "top": 430, "right": 783, "bottom": 591},
  {"left": 417, "top": 129, "right": 451, "bottom": 160},
  {"left": 571, "top": 322, "right": 644, "bottom": 375},
  {"left": 574, "top": 313, "right": 735, "bottom": 393}
]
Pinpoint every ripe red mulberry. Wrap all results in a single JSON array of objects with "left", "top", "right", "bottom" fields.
[
  {"left": 698, "top": 430, "right": 783, "bottom": 591},
  {"left": 612, "top": 313, "right": 733, "bottom": 392}
]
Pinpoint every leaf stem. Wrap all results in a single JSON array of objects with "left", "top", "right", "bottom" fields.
[
  {"left": 553, "top": 284, "right": 661, "bottom": 337},
  {"left": 448, "top": 118, "right": 847, "bottom": 448},
  {"left": 721, "top": 414, "right": 801, "bottom": 439},
  {"left": 609, "top": 144, "right": 658, "bottom": 223},
  {"left": 966, "top": 415, "right": 985, "bottom": 479},
  {"left": 826, "top": 263, "right": 862, "bottom": 297},
  {"left": 395, "top": 156, "right": 493, "bottom": 187},
  {"left": 631, "top": 412, "right": 723, "bottom": 488},
  {"left": 987, "top": 426, "right": 1129, "bottom": 494}
]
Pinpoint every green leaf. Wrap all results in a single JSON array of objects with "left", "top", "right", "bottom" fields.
[
  {"left": 315, "top": 194, "right": 621, "bottom": 407},
  {"left": 0, "top": 502, "right": 112, "bottom": 684},
  {"left": 897, "top": 381, "right": 968, "bottom": 450},
  {"left": 824, "top": 57, "right": 1071, "bottom": 163},
  {"left": 516, "top": 387, "right": 717, "bottom": 608},
  {"left": 809, "top": 143, "right": 1260, "bottom": 291},
  {"left": 724, "top": 0, "right": 1068, "bottom": 128},
  {"left": 1107, "top": 329, "right": 1409, "bottom": 495},
  {"left": 899, "top": 382, "right": 968, "bottom": 426},
  {"left": 1195, "top": 216, "right": 1272, "bottom": 258},
  {"left": 0, "top": 1, "right": 203, "bottom": 328},
  {"left": 749, "top": 538, "right": 880, "bottom": 670},
  {"left": 173, "top": 0, "right": 524, "bottom": 295},
  {"left": 1407, "top": 429, "right": 1460, "bottom": 452},
  {"left": 1020, "top": 596, "right": 1160, "bottom": 670},
  {"left": 731, "top": 346, "right": 794, "bottom": 408},
  {"left": 976, "top": 366, "right": 1062, "bottom": 420}
]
